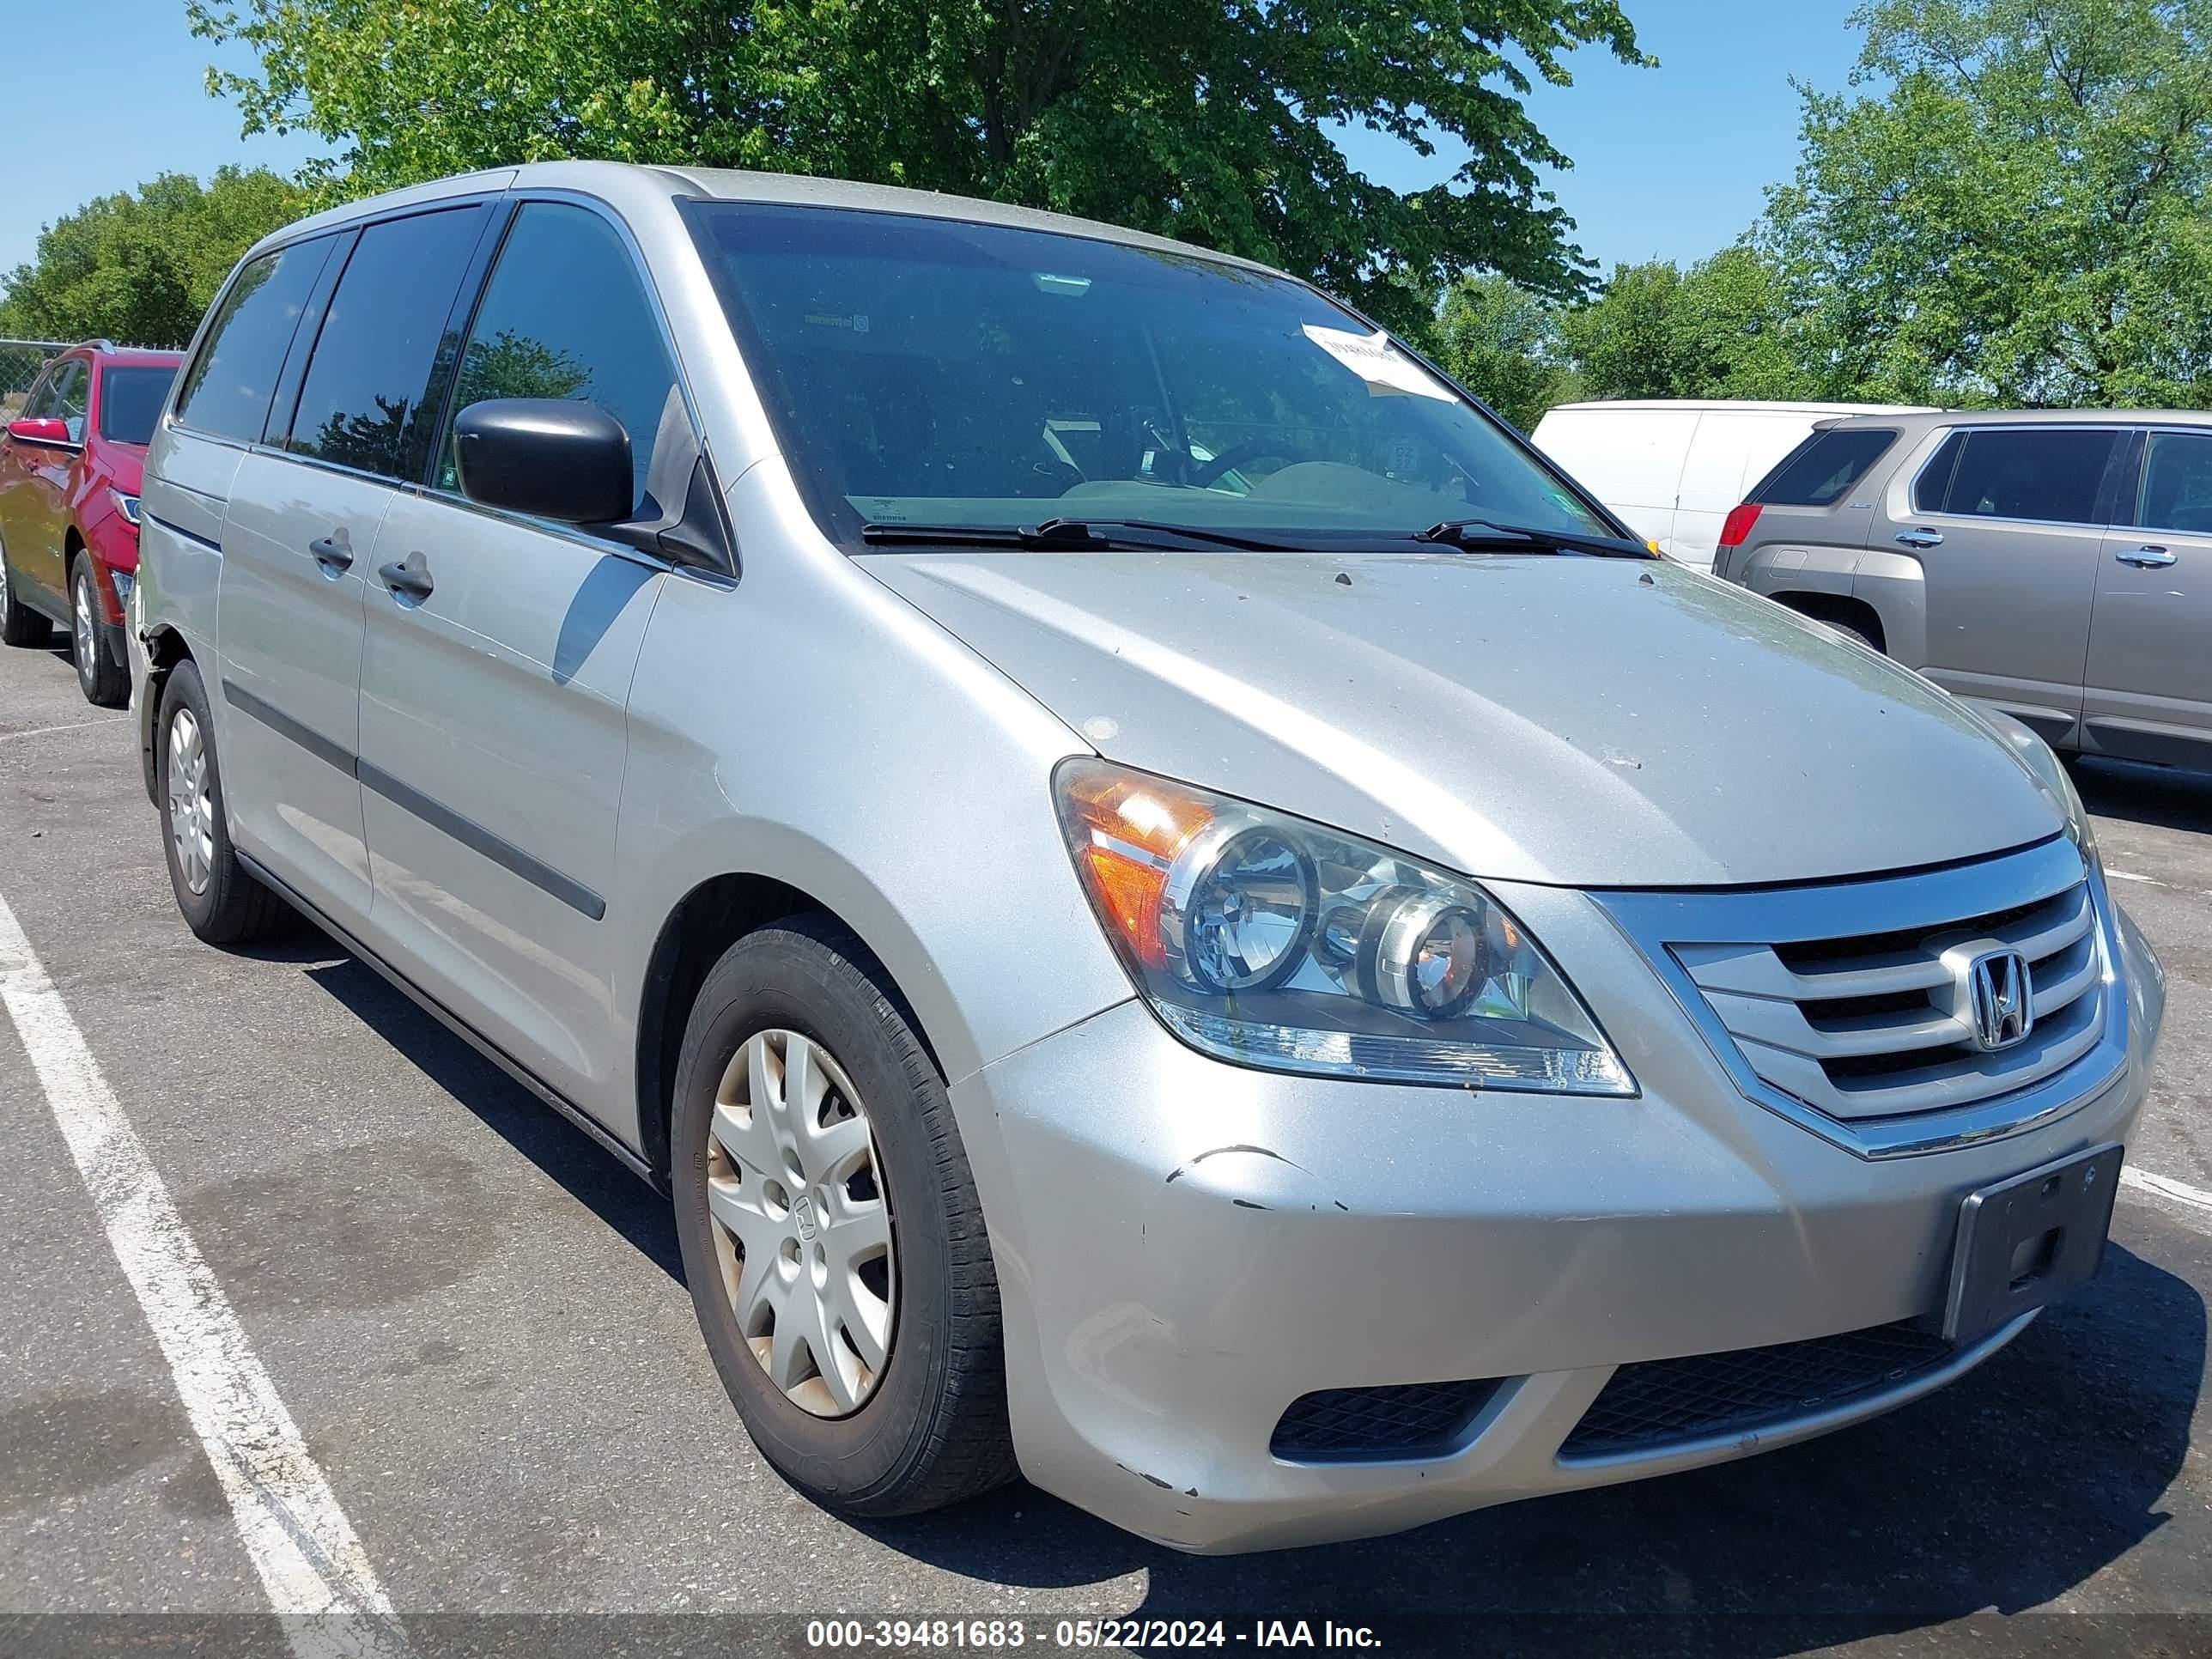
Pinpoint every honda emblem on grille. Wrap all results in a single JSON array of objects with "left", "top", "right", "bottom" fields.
[{"left": 1966, "top": 949, "right": 2033, "bottom": 1050}]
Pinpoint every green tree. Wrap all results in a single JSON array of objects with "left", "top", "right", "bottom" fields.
[
  {"left": 1433, "top": 273, "right": 1583, "bottom": 428},
  {"left": 453, "top": 330, "right": 592, "bottom": 409},
  {"left": 1558, "top": 259, "right": 1684, "bottom": 399},
  {"left": 186, "top": 0, "right": 1650, "bottom": 332},
  {"left": 1558, "top": 247, "right": 1810, "bottom": 401},
  {"left": 1662, "top": 246, "right": 1808, "bottom": 398},
  {"left": 1760, "top": 0, "right": 2212, "bottom": 406},
  {"left": 0, "top": 168, "right": 307, "bottom": 347}
]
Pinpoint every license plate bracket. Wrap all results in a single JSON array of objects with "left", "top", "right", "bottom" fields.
[{"left": 1942, "top": 1143, "right": 2123, "bottom": 1346}]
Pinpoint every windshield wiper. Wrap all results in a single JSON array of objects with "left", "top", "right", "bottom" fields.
[
  {"left": 1030, "top": 517, "right": 1297, "bottom": 551},
  {"left": 859, "top": 516, "right": 1650, "bottom": 557},
  {"left": 1413, "top": 518, "right": 1654, "bottom": 559},
  {"left": 860, "top": 518, "right": 1293, "bottom": 552}
]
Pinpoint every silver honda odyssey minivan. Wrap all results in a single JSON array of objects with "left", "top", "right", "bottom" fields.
[{"left": 131, "top": 161, "right": 2165, "bottom": 1553}]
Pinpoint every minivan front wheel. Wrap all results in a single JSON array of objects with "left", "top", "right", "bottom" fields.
[{"left": 672, "top": 919, "right": 1016, "bottom": 1516}]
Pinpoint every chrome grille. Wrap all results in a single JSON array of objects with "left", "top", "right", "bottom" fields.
[
  {"left": 1676, "top": 879, "right": 2101, "bottom": 1120},
  {"left": 1601, "top": 837, "right": 2121, "bottom": 1150}
]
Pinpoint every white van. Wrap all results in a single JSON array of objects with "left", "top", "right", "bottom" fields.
[{"left": 1530, "top": 399, "right": 1940, "bottom": 568}]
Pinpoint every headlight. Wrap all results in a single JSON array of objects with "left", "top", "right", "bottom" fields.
[
  {"left": 108, "top": 489, "right": 143, "bottom": 526},
  {"left": 1054, "top": 758, "right": 1634, "bottom": 1093}
]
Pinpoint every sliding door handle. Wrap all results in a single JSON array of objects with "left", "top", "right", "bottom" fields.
[{"left": 377, "top": 551, "right": 434, "bottom": 605}]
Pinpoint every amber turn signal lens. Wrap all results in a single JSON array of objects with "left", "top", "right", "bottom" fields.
[{"left": 1058, "top": 764, "right": 1216, "bottom": 969}]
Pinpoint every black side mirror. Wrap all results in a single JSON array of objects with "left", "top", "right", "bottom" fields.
[{"left": 454, "top": 398, "right": 634, "bottom": 526}]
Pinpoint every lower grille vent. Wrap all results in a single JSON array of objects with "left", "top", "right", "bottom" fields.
[
  {"left": 1271, "top": 1378, "right": 1502, "bottom": 1462},
  {"left": 1559, "top": 1321, "right": 1955, "bottom": 1461}
]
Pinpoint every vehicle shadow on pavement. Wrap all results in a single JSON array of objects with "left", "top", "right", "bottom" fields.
[
  {"left": 2073, "top": 756, "right": 2212, "bottom": 835},
  {"left": 293, "top": 951, "right": 686, "bottom": 1286},
  {"left": 861, "top": 1229, "right": 2204, "bottom": 1654}
]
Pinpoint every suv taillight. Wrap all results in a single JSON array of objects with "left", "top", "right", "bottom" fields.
[{"left": 1717, "top": 503, "right": 1762, "bottom": 549}]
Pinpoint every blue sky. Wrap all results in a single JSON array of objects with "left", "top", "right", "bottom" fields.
[{"left": 0, "top": 0, "right": 1868, "bottom": 289}]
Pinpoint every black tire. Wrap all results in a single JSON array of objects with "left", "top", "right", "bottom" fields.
[
  {"left": 71, "top": 557, "right": 129, "bottom": 708},
  {"left": 1821, "top": 618, "right": 1880, "bottom": 652},
  {"left": 671, "top": 917, "right": 1017, "bottom": 1517},
  {"left": 155, "top": 659, "right": 297, "bottom": 946},
  {"left": 0, "top": 544, "right": 49, "bottom": 647}
]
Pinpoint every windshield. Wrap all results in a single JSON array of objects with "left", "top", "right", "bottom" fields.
[
  {"left": 687, "top": 203, "right": 1613, "bottom": 548},
  {"left": 99, "top": 366, "right": 178, "bottom": 446}
]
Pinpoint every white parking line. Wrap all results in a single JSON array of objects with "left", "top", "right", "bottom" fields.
[
  {"left": 0, "top": 715, "right": 127, "bottom": 744},
  {"left": 2124, "top": 1165, "right": 2212, "bottom": 1214},
  {"left": 0, "top": 890, "right": 416, "bottom": 1659},
  {"left": 2100, "top": 868, "right": 2212, "bottom": 902}
]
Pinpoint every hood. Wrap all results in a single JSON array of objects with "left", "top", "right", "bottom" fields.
[{"left": 864, "top": 550, "right": 2063, "bottom": 888}]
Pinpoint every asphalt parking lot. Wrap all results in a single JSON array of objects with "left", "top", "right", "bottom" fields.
[{"left": 3, "top": 633, "right": 2212, "bottom": 1659}]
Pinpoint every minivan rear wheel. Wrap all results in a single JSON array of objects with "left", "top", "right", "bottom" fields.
[
  {"left": 156, "top": 659, "right": 298, "bottom": 945},
  {"left": 671, "top": 918, "right": 1017, "bottom": 1516}
]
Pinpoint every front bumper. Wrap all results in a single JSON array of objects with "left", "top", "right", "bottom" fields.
[
  {"left": 959, "top": 880, "right": 2163, "bottom": 1553},
  {"left": 124, "top": 587, "right": 158, "bottom": 804}
]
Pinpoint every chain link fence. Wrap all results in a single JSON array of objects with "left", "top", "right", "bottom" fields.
[{"left": 2, "top": 338, "right": 68, "bottom": 421}]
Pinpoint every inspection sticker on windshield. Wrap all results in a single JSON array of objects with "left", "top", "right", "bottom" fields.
[{"left": 1302, "top": 325, "right": 1455, "bottom": 401}]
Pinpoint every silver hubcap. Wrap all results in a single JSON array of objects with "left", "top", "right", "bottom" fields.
[
  {"left": 166, "top": 708, "right": 215, "bottom": 896},
  {"left": 704, "top": 1029, "right": 896, "bottom": 1418},
  {"left": 0, "top": 556, "right": 11, "bottom": 620},
  {"left": 74, "top": 573, "right": 94, "bottom": 668}
]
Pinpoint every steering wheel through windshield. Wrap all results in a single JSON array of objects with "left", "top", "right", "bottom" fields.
[{"left": 1188, "top": 438, "right": 1306, "bottom": 491}]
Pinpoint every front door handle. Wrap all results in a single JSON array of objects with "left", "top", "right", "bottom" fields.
[
  {"left": 307, "top": 530, "right": 353, "bottom": 573},
  {"left": 1895, "top": 527, "right": 1945, "bottom": 550},
  {"left": 377, "top": 551, "right": 434, "bottom": 605},
  {"left": 2116, "top": 544, "right": 2177, "bottom": 568}
]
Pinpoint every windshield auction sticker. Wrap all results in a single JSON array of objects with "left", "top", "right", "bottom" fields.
[{"left": 1301, "top": 324, "right": 1455, "bottom": 400}]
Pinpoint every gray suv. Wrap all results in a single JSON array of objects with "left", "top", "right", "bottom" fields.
[
  {"left": 1716, "top": 408, "right": 2212, "bottom": 770},
  {"left": 131, "top": 163, "right": 2164, "bottom": 1553}
]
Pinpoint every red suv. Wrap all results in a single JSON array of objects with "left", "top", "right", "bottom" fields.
[{"left": 0, "top": 341, "right": 184, "bottom": 704}]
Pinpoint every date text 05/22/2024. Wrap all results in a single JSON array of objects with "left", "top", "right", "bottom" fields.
[{"left": 805, "top": 1619, "right": 1384, "bottom": 1650}]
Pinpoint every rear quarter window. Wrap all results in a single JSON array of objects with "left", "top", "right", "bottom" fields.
[
  {"left": 175, "top": 237, "right": 337, "bottom": 444},
  {"left": 1751, "top": 428, "right": 1898, "bottom": 506}
]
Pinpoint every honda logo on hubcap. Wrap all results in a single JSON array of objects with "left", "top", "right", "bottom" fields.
[{"left": 1966, "top": 948, "right": 2033, "bottom": 1050}]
